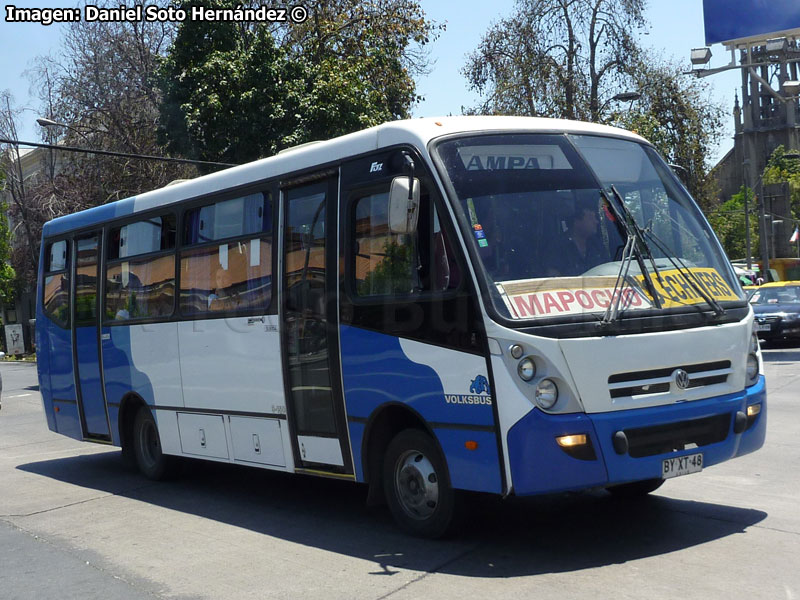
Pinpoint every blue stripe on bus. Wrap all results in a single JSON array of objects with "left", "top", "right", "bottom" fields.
[
  {"left": 101, "top": 325, "right": 157, "bottom": 414},
  {"left": 35, "top": 312, "right": 55, "bottom": 432},
  {"left": 43, "top": 200, "right": 135, "bottom": 237},
  {"left": 340, "top": 325, "right": 499, "bottom": 492},
  {"left": 507, "top": 411, "right": 608, "bottom": 495},
  {"left": 53, "top": 401, "right": 83, "bottom": 439},
  {"left": 37, "top": 315, "right": 80, "bottom": 438},
  {"left": 735, "top": 376, "right": 767, "bottom": 457},
  {"left": 507, "top": 376, "right": 767, "bottom": 495},
  {"left": 75, "top": 326, "right": 109, "bottom": 436},
  {"left": 339, "top": 325, "right": 494, "bottom": 426},
  {"left": 590, "top": 381, "right": 765, "bottom": 485},
  {"left": 433, "top": 427, "right": 501, "bottom": 493}
]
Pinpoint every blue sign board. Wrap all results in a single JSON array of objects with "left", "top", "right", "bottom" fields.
[{"left": 704, "top": 0, "right": 800, "bottom": 45}]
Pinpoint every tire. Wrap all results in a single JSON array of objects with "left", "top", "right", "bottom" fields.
[
  {"left": 133, "top": 406, "right": 177, "bottom": 480},
  {"left": 607, "top": 478, "right": 664, "bottom": 498},
  {"left": 382, "top": 429, "right": 458, "bottom": 538}
]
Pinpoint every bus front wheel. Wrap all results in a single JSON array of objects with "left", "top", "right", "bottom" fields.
[
  {"left": 133, "top": 406, "right": 176, "bottom": 480},
  {"left": 382, "top": 429, "right": 457, "bottom": 538}
]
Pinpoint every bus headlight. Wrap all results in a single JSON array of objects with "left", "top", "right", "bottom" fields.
[
  {"left": 746, "top": 353, "right": 759, "bottom": 386},
  {"left": 509, "top": 344, "right": 524, "bottom": 359},
  {"left": 535, "top": 379, "right": 558, "bottom": 409},
  {"left": 517, "top": 357, "right": 536, "bottom": 381}
]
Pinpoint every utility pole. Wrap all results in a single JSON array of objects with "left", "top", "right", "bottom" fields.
[{"left": 743, "top": 158, "right": 753, "bottom": 270}]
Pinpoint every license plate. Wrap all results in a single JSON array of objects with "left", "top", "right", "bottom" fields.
[
  {"left": 662, "top": 453, "right": 703, "bottom": 479},
  {"left": 757, "top": 323, "right": 772, "bottom": 332}
]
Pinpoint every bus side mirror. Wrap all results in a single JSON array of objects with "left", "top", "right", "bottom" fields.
[{"left": 388, "top": 176, "right": 421, "bottom": 234}]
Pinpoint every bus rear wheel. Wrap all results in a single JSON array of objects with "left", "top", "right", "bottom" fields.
[
  {"left": 133, "top": 406, "right": 176, "bottom": 480},
  {"left": 382, "top": 429, "right": 457, "bottom": 538}
]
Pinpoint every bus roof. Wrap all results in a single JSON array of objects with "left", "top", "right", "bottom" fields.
[{"left": 42, "top": 116, "right": 646, "bottom": 237}]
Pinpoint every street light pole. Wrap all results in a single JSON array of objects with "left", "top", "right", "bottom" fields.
[
  {"left": 743, "top": 158, "right": 753, "bottom": 271},
  {"left": 36, "top": 117, "right": 92, "bottom": 144},
  {"left": 744, "top": 186, "right": 752, "bottom": 271},
  {"left": 32, "top": 116, "right": 236, "bottom": 169},
  {"left": 757, "top": 178, "right": 771, "bottom": 277},
  {"left": 0, "top": 137, "right": 235, "bottom": 169}
]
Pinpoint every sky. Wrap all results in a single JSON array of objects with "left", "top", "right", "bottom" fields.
[{"left": 0, "top": 0, "right": 742, "bottom": 161}]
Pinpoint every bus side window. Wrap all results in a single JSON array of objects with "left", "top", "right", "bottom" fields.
[
  {"left": 351, "top": 186, "right": 460, "bottom": 297},
  {"left": 75, "top": 235, "right": 100, "bottom": 325},
  {"left": 352, "top": 191, "right": 417, "bottom": 296},
  {"left": 105, "top": 215, "right": 177, "bottom": 322},
  {"left": 179, "top": 192, "right": 273, "bottom": 315},
  {"left": 43, "top": 240, "right": 71, "bottom": 328}
]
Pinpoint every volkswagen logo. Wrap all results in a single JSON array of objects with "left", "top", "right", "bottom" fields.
[{"left": 673, "top": 369, "right": 691, "bottom": 390}]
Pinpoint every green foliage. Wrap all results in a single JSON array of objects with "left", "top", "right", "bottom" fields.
[
  {"left": 616, "top": 56, "right": 725, "bottom": 211},
  {"left": 158, "top": 9, "right": 292, "bottom": 164},
  {"left": 707, "top": 186, "right": 760, "bottom": 260},
  {"left": 463, "top": 0, "right": 646, "bottom": 121},
  {"left": 463, "top": 2, "right": 723, "bottom": 213},
  {"left": 762, "top": 145, "right": 800, "bottom": 219},
  {"left": 74, "top": 293, "right": 97, "bottom": 323},
  {"left": 0, "top": 171, "right": 17, "bottom": 303},
  {"left": 159, "top": 0, "right": 436, "bottom": 164},
  {"left": 359, "top": 240, "right": 415, "bottom": 295}
]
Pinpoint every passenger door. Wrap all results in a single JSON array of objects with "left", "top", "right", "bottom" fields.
[
  {"left": 72, "top": 232, "right": 111, "bottom": 439},
  {"left": 281, "top": 175, "right": 353, "bottom": 473}
]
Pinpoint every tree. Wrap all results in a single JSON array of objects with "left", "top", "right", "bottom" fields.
[
  {"left": 463, "top": 1, "right": 724, "bottom": 211},
  {"left": 159, "top": 0, "right": 439, "bottom": 164},
  {"left": 707, "top": 186, "right": 759, "bottom": 260},
  {"left": 0, "top": 91, "right": 43, "bottom": 287},
  {"left": 157, "top": 5, "right": 298, "bottom": 164},
  {"left": 1, "top": 1, "right": 198, "bottom": 285},
  {"left": 463, "top": 0, "right": 646, "bottom": 121},
  {"left": 0, "top": 169, "right": 16, "bottom": 304},
  {"left": 763, "top": 145, "right": 800, "bottom": 218},
  {"left": 32, "top": 0, "right": 196, "bottom": 207},
  {"left": 615, "top": 56, "right": 725, "bottom": 210}
]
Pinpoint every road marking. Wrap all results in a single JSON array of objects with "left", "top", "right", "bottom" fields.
[{"left": 3, "top": 393, "right": 35, "bottom": 398}]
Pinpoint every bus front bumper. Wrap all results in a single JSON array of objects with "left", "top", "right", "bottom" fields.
[{"left": 507, "top": 375, "right": 766, "bottom": 496}]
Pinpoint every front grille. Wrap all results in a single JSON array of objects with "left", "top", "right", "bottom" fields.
[
  {"left": 756, "top": 316, "right": 780, "bottom": 323},
  {"left": 609, "top": 383, "right": 671, "bottom": 398},
  {"left": 608, "top": 360, "right": 732, "bottom": 399},
  {"left": 623, "top": 414, "right": 731, "bottom": 458}
]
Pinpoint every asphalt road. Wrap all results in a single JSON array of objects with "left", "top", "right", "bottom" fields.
[{"left": 0, "top": 347, "right": 798, "bottom": 600}]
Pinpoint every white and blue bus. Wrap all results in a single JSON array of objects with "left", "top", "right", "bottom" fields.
[{"left": 36, "top": 117, "right": 766, "bottom": 537}]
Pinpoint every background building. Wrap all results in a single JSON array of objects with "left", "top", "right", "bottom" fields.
[
  {"left": 702, "top": 1, "right": 800, "bottom": 269},
  {"left": 1, "top": 144, "right": 57, "bottom": 354}
]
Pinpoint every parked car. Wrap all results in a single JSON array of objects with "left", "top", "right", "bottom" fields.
[{"left": 750, "top": 281, "right": 800, "bottom": 342}]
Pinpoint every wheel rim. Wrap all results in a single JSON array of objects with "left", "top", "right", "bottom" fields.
[
  {"left": 138, "top": 418, "right": 161, "bottom": 468},
  {"left": 394, "top": 449, "right": 439, "bottom": 520}
]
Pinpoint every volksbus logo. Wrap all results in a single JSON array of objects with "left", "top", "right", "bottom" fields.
[{"left": 444, "top": 375, "right": 493, "bottom": 406}]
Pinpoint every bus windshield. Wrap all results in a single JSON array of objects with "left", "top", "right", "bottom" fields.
[{"left": 433, "top": 133, "right": 743, "bottom": 322}]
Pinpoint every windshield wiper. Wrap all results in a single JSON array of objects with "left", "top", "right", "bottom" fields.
[
  {"left": 597, "top": 189, "right": 662, "bottom": 326},
  {"left": 601, "top": 233, "right": 636, "bottom": 325},
  {"left": 640, "top": 227, "right": 726, "bottom": 318},
  {"left": 609, "top": 186, "right": 667, "bottom": 299}
]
